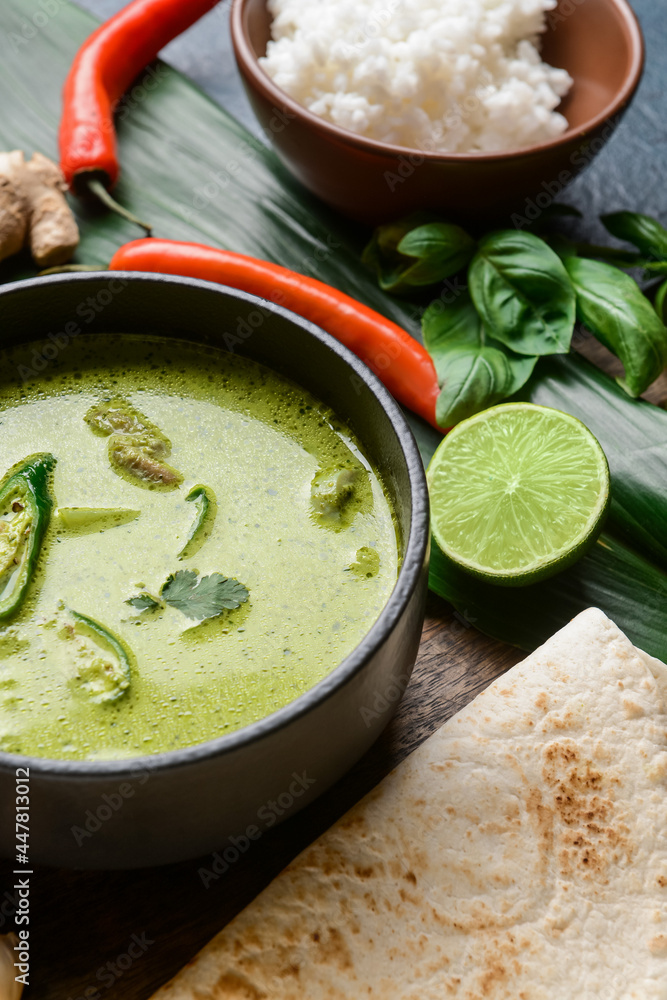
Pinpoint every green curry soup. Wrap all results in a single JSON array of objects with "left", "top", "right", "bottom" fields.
[{"left": 0, "top": 335, "right": 399, "bottom": 760}]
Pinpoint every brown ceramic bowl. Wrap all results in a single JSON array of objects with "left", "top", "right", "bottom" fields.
[{"left": 230, "top": 0, "right": 644, "bottom": 225}]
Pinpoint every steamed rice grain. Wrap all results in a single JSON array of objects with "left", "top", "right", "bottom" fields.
[{"left": 260, "top": 0, "right": 573, "bottom": 153}]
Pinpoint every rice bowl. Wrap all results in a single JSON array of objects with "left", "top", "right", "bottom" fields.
[{"left": 260, "top": 0, "right": 573, "bottom": 153}]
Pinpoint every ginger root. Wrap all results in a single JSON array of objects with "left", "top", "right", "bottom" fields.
[{"left": 0, "top": 150, "right": 79, "bottom": 268}]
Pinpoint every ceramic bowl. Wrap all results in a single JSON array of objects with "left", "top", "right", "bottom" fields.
[
  {"left": 0, "top": 272, "right": 429, "bottom": 869},
  {"left": 230, "top": 0, "right": 644, "bottom": 224}
]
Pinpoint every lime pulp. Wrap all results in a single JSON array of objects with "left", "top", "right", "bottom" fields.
[{"left": 427, "top": 403, "right": 610, "bottom": 586}]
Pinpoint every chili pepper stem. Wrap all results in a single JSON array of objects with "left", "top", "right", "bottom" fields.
[{"left": 86, "top": 177, "right": 153, "bottom": 235}]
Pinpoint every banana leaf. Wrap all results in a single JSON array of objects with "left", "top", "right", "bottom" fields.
[
  {"left": 523, "top": 353, "right": 667, "bottom": 571},
  {"left": 429, "top": 533, "right": 667, "bottom": 660},
  {"left": 0, "top": 0, "right": 664, "bottom": 656}
]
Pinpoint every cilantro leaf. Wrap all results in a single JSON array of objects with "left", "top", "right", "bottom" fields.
[
  {"left": 126, "top": 594, "right": 162, "bottom": 612},
  {"left": 161, "top": 569, "right": 249, "bottom": 621}
]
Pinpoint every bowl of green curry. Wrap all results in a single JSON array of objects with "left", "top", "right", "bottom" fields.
[{"left": 0, "top": 272, "right": 429, "bottom": 868}]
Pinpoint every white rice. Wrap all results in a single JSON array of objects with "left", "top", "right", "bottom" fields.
[{"left": 260, "top": 0, "right": 573, "bottom": 153}]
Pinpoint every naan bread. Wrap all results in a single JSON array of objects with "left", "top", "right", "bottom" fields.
[{"left": 153, "top": 609, "right": 667, "bottom": 999}]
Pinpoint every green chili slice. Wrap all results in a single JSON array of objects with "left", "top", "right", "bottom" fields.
[
  {"left": 0, "top": 453, "right": 56, "bottom": 621},
  {"left": 69, "top": 610, "right": 132, "bottom": 703},
  {"left": 178, "top": 485, "right": 218, "bottom": 559}
]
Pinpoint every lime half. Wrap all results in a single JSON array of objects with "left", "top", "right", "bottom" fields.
[{"left": 427, "top": 403, "right": 610, "bottom": 586}]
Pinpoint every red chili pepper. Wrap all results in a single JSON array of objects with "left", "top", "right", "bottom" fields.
[
  {"left": 109, "top": 239, "right": 441, "bottom": 428},
  {"left": 59, "top": 0, "right": 219, "bottom": 230}
]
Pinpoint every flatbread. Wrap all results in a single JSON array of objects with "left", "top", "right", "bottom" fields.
[{"left": 153, "top": 609, "right": 667, "bottom": 999}]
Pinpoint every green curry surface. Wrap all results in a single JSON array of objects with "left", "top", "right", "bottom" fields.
[{"left": 0, "top": 335, "right": 399, "bottom": 760}]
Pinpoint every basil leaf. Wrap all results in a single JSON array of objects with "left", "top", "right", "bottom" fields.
[
  {"left": 396, "top": 223, "right": 476, "bottom": 282},
  {"left": 601, "top": 211, "right": 667, "bottom": 260},
  {"left": 564, "top": 256, "right": 667, "bottom": 397},
  {"left": 362, "top": 213, "right": 438, "bottom": 291},
  {"left": 423, "top": 294, "right": 483, "bottom": 358},
  {"left": 547, "top": 233, "right": 578, "bottom": 261},
  {"left": 423, "top": 294, "right": 538, "bottom": 427},
  {"left": 655, "top": 279, "right": 667, "bottom": 324},
  {"left": 363, "top": 218, "right": 474, "bottom": 293},
  {"left": 469, "top": 230, "right": 576, "bottom": 356},
  {"left": 376, "top": 212, "right": 434, "bottom": 254},
  {"left": 433, "top": 348, "right": 538, "bottom": 428}
]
